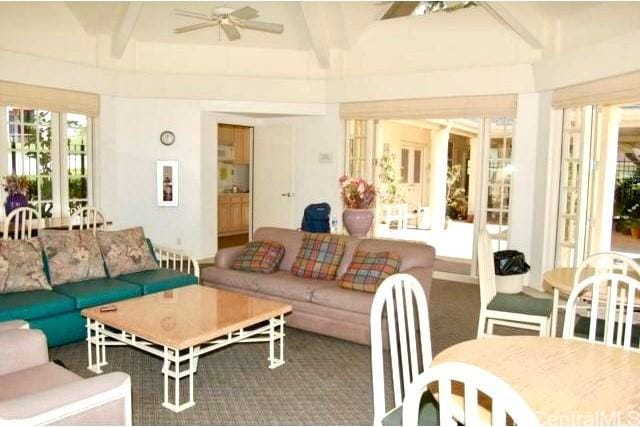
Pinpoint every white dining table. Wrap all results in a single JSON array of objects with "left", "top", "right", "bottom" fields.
[{"left": 432, "top": 336, "right": 640, "bottom": 426}]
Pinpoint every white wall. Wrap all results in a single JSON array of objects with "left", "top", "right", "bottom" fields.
[
  {"left": 98, "top": 96, "right": 204, "bottom": 257},
  {"left": 258, "top": 105, "right": 345, "bottom": 228},
  {"left": 97, "top": 96, "right": 339, "bottom": 260}
]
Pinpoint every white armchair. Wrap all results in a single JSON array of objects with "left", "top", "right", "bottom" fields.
[{"left": 0, "top": 325, "right": 131, "bottom": 426}]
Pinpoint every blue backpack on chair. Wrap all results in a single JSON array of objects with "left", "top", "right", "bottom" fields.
[{"left": 301, "top": 203, "right": 331, "bottom": 233}]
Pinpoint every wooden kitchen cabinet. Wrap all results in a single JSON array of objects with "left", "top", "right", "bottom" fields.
[
  {"left": 218, "top": 124, "right": 234, "bottom": 146},
  {"left": 218, "top": 194, "right": 249, "bottom": 236},
  {"left": 233, "top": 126, "right": 251, "bottom": 164}
]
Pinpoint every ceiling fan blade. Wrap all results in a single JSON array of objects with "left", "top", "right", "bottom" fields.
[
  {"left": 381, "top": 1, "right": 420, "bottom": 19},
  {"left": 221, "top": 23, "right": 241, "bottom": 41},
  {"left": 174, "top": 9, "right": 212, "bottom": 19},
  {"left": 230, "top": 6, "right": 259, "bottom": 20},
  {"left": 235, "top": 20, "right": 284, "bottom": 34},
  {"left": 173, "top": 21, "right": 218, "bottom": 34}
]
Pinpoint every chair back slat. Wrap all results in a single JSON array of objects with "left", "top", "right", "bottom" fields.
[
  {"left": 563, "top": 272, "right": 640, "bottom": 350},
  {"left": 3, "top": 207, "right": 41, "bottom": 240},
  {"left": 370, "top": 274, "right": 432, "bottom": 425},
  {"left": 402, "top": 362, "right": 540, "bottom": 427},
  {"left": 384, "top": 292, "right": 402, "bottom": 406},
  {"left": 69, "top": 207, "right": 106, "bottom": 234},
  {"left": 394, "top": 285, "right": 412, "bottom": 399}
]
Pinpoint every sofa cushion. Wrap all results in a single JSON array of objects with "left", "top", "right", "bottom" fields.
[
  {"left": 0, "top": 290, "right": 75, "bottom": 321},
  {"left": 254, "top": 227, "right": 304, "bottom": 271},
  {"left": 53, "top": 278, "right": 142, "bottom": 309},
  {"left": 339, "top": 250, "right": 401, "bottom": 293},
  {"left": 357, "top": 239, "right": 435, "bottom": 271},
  {"left": 231, "top": 240, "right": 285, "bottom": 274},
  {"left": 39, "top": 229, "right": 107, "bottom": 286},
  {"left": 201, "top": 265, "right": 260, "bottom": 291},
  {"left": 119, "top": 268, "right": 198, "bottom": 295},
  {"left": 255, "top": 271, "right": 335, "bottom": 302},
  {"left": 97, "top": 227, "right": 158, "bottom": 277},
  {"left": 311, "top": 285, "right": 375, "bottom": 315},
  {"left": 0, "top": 239, "right": 51, "bottom": 294},
  {"left": 291, "top": 233, "right": 346, "bottom": 280}
]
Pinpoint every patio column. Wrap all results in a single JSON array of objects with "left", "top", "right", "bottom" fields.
[{"left": 429, "top": 124, "right": 451, "bottom": 231}]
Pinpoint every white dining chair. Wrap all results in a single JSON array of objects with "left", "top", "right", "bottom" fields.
[
  {"left": 563, "top": 272, "right": 640, "bottom": 349},
  {"left": 574, "top": 252, "right": 640, "bottom": 286},
  {"left": 402, "top": 362, "right": 540, "bottom": 427},
  {"left": 69, "top": 206, "right": 106, "bottom": 234},
  {"left": 370, "top": 273, "right": 437, "bottom": 426},
  {"left": 3, "top": 207, "right": 41, "bottom": 240},
  {"left": 477, "top": 230, "right": 553, "bottom": 338}
]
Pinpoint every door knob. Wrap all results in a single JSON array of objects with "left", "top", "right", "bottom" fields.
[{"left": 281, "top": 192, "right": 295, "bottom": 197}]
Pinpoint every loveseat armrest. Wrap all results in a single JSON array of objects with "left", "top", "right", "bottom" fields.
[
  {"left": 153, "top": 244, "right": 200, "bottom": 278},
  {"left": 214, "top": 245, "right": 245, "bottom": 269},
  {"left": 0, "top": 372, "right": 131, "bottom": 426},
  {"left": 0, "top": 329, "right": 48, "bottom": 376},
  {"left": 0, "top": 319, "right": 29, "bottom": 332},
  {"left": 403, "top": 266, "right": 434, "bottom": 299}
]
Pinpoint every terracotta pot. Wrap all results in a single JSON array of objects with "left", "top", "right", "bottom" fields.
[
  {"left": 342, "top": 208, "right": 374, "bottom": 237},
  {"left": 631, "top": 227, "right": 640, "bottom": 239}
]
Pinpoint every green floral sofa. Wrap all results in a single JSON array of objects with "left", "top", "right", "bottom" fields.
[{"left": 0, "top": 227, "right": 199, "bottom": 347}]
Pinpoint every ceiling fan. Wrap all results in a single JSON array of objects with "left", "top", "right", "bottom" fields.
[{"left": 173, "top": 6, "right": 284, "bottom": 41}]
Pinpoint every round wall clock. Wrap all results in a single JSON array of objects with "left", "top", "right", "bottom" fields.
[{"left": 160, "top": 130, "right": 175, "bottom": 146}]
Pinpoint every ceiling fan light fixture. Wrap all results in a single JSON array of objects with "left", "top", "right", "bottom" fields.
[{"left": 173, "top": 5, "right": 283, "bottom": 41}]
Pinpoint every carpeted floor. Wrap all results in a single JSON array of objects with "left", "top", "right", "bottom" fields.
[{"left": 48, "top": 279, "right": 528, "bottom": 425}]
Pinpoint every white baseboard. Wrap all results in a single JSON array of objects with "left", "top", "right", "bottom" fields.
[{"left": 433, "top": 271, "right": 479, "bottom": 284}]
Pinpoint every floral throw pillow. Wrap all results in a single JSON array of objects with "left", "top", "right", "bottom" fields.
[
  {"left": 291, "top": 233, "right": 346, "bottom": 280},
  {"left": 231, "top": 240, "right": 285, "bottom": 274},
  {"left": 40, "top": 229, "right": 107, "bottom": 285},
  {"left": 339, "top": 250, "right": 401, "bottom": 293},
  {"left": 97, "top": 227, "right": 158, "bottom": 277},
  {"left": 0, "top": 239, "right": 51, "bottom": 294}
]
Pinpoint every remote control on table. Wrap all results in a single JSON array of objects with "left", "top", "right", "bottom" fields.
[{"left": 100, "top": 305, "right": 117, "bottom": 312}]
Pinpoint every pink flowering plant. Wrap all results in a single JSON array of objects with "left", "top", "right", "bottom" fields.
[{"left": 339, "top": 175, "right": 376, "bottom": 209}]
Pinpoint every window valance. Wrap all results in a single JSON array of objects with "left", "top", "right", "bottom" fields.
[
  {"left": 0, "top": 80, "right": 99, "bottom": 116},
  {"left": 552, "top": 71, "right": 640, "bottom": 109},
  {"left": 339, "top": 94, "right": 517, "bottom": 120}
]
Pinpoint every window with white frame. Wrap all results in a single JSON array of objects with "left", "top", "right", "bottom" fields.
[
  {"left": 345, "top": 119, "right": 373, "bottom": 179},
  {"left": 1, "top": 106, "right": 93, "bottom": 218}
]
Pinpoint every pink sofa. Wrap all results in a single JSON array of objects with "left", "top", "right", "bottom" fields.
[{"left": 201, "top": 227, "right": 435, "bottom": 345}]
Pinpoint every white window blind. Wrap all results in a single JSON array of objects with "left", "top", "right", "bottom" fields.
[
  {"left": 339, "top": 94, "right": 517, "bottom": 120},
  {"left": 552, "top": 71, "right": 640, "bottom": 109},
  {"left": 0, "top": 80, "right": 99, "bottom": 116}
]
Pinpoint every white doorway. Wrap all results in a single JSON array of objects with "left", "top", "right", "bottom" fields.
[{"left": 252, "top": 125, "right": 296, "bottom": 231}]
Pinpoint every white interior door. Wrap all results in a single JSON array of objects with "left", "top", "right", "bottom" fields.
[{"left": 252, "top": 125, "right": 295, "bottom": 232}]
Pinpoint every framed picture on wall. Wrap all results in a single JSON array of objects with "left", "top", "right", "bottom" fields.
[{"left": 157, "top": 160, "right": 179, "bottom": 207}]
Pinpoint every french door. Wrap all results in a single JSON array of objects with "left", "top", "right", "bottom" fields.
[
  {"left": 555, "top": 106, "right": 596, "bottom": 267},
  {"left": 399, "top": 144, "right": 424, "bottom": 212}
]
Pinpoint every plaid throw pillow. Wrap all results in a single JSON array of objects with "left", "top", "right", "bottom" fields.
[
  {"left": 339, "top": 250, "right": 401, "bottom": 293},
  {"left": 291, "top": 234, "right": 346, "bottom": 280},
  {"left": 231, "top": 240, "right": 285, "bottom": 274}
]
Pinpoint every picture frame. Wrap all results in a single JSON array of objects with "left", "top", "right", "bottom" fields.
[{"left": 157, "top": 160, "right": 179, "bottom": 207}]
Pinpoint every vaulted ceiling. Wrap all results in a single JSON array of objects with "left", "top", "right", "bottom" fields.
[{"left": 0, "top": 2, "right": 639, "bottom": 80}]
